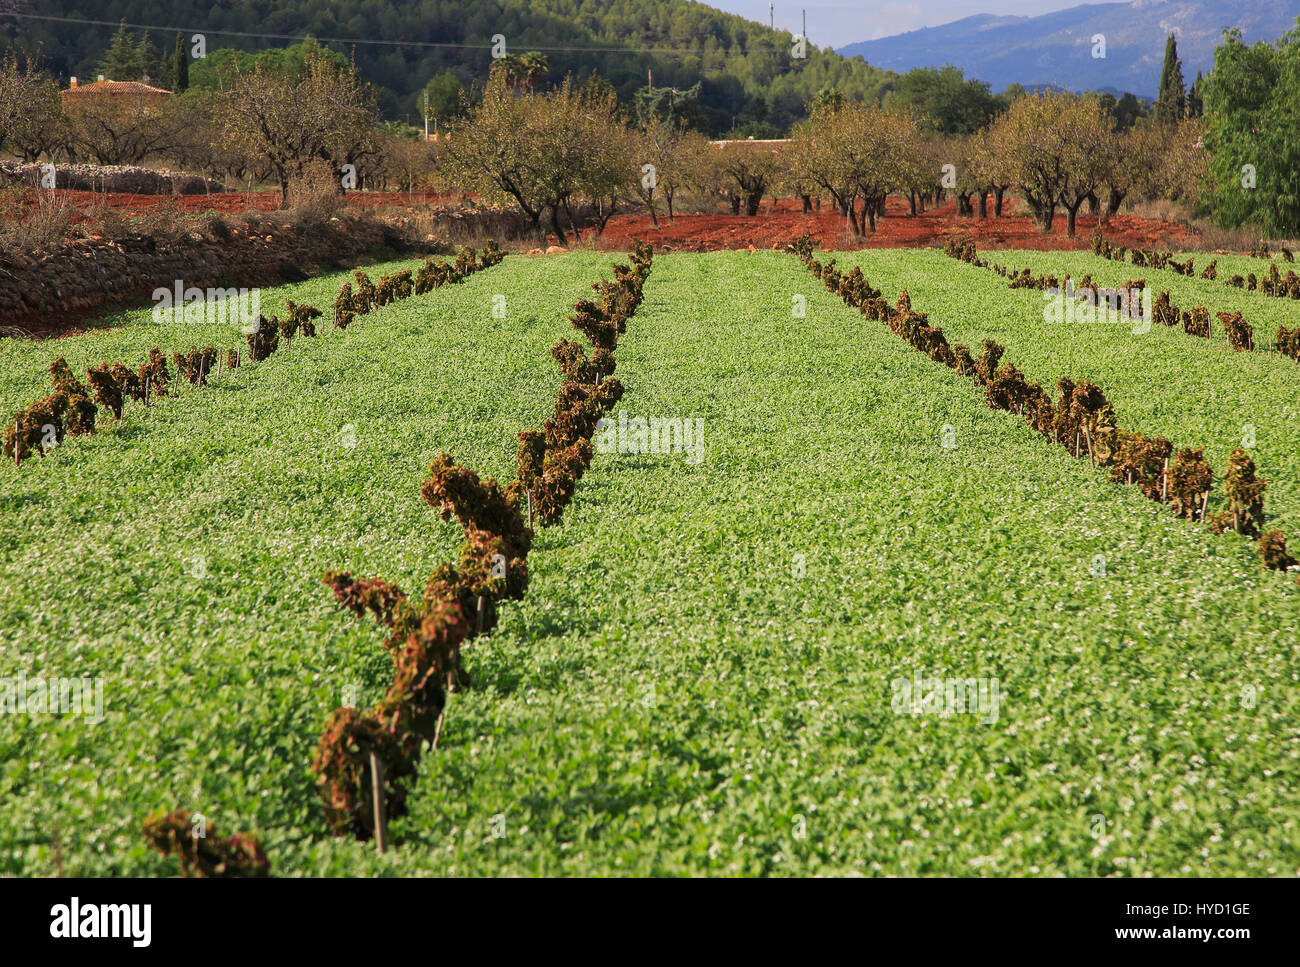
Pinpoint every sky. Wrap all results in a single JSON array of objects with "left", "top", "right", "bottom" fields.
[{"left": 712, "top": 0, "right": 1094, "bottom": 45}]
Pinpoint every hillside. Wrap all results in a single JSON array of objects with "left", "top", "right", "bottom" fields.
[
  {"left": 839, "top": 0, "right": 1300, "bottom": 99},
  {"left": 0, "top": 0, "right": 893, "bottom": 134}
]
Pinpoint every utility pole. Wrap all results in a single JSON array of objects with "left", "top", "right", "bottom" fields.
[
  {"left": 803, "top": 9, "right": 807, "bottom": 45},
  {"left": 770, "top": 3, "right": 774, "bottom": 29},
  {"left": 423, "top": 90, "right": 429, "bottom": 141}
]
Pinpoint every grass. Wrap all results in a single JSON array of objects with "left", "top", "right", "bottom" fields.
[
  {"left": 848, "top": 247, "right": 1300, "bottom": 534},
  {"left": 2, "top": 249, "right": 1297, "bottom": 876}
]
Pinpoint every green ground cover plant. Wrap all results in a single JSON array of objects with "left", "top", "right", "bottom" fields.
[{"left": 1, "top": 250, "right": 1297, "bottom": 876}]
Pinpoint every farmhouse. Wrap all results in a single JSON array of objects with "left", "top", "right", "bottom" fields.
[{"left": 60, "top": 77, "right": 173, "bottom": 110}]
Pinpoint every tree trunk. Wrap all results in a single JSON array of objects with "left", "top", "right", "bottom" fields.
[
  {"left": 994, "top": 187, "right": 1006, "bottom": 217},
  {"left": 908, "top": 190, "right": 918, "bottom": 216},
  {"left": 1086, "top": 191, "right": 1100, "bottom": 214},
  {"left": 977, "top": 191, "right": 989, "bottom": 219},
  {"left": 728, "top": 194, "right": 741, "bottom": 215},
  {"left": 1065, "top": 201, "right": 1083, "bottom": 238},
  {"left": 1106, "top": 188, "right": 1125, "bottom": 217},
  {"left": 801, "top": 193, "right": 812, "bottom": 214},
  {"left": 744, "top": 190, "right": 762, "bottom": 216},
  {"left": 549, "top": 206, "right": 568, "bottom": 245}
]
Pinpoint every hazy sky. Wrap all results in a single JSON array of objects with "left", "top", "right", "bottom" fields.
[{"left": 712, "top": 0, "right": 1094, "bottom": 45}]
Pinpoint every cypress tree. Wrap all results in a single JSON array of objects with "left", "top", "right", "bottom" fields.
[
  {"left": 1156, "top": 33, "right": 1186, "bottom": 124},
  {"left": 135, "top": 33, "right": 157, "bottom": 83},
  {"left": 1187, "top": 69, "right": 1204, "bottom": 118},
  {"left": 174, "top": 32, "right": 189, "bottom": 92}
]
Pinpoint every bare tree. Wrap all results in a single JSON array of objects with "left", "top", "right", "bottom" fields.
[
  {"left": 0, "top": 53, "right": 65, "bottom": 161},
  {"left": 217, "top": 50, "right": 377, "bottom": 205}
]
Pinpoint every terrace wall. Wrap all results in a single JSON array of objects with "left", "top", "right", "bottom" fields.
[{"left": 0, "top": 214, "right": 421, "bottom": 337}]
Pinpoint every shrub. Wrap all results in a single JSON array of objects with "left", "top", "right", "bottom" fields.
[
  {"left": 142, "top": 809, "right": 270, "bottom": 877},
  {"left": 1258, "top": 530, "right": 1297, "bottom": 571},
  {"left": 1168, "top": 448, "right": 1214, "bottom": 520},
  {"left": 333, "top": 283, "right": 357, "bottom": 329},
  {"left": 1276, "top": 325, "right": 1300, "bottom": 361},
  {"left": 1152, "top": 291, "right": 1179, "bottom": 327},
  {"left": 1181, "top": 305, "right": 1210, "bottom": 337},
  {"left": 973, "top": 340, "right": 1004, "bottom": 387},
  {"left": 86, "top": 363, "right": 124, "bottom": 420},
  {"left": 1109, "top": 432, "right": 1173, "bottom": 500},
  {"left": 49, "top": 358, "right": 96, "bottom": 435},
  {"left": 172, "top": 347, "right": 218, "bottom": 385},
  {"left": 246, "top": 317, "right": 280, "bottom": 362},
  {"left": 138, "top": 346, "right": 171, "bottom": 399},
  {"left": 1222, "top": 447, "right": 1266, "bottom": 535},
  {"left": 1218, "top": 311, "right": 1254, "bottom": 351}
]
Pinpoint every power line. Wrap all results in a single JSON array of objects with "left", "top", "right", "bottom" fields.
[{"left": 4, "top": 12, "right": 807, "bottom": 58}]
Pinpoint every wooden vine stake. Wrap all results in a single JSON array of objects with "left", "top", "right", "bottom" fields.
[
  {"left": 526, "top": 489, "right": 534, "bottom": 530},
  {"left": 13, "top": 420, "right": 18, "bottom": 467},
  {"left": 1084, "top": 426, "right": 1094, "bottom": 469},
  {"left": 1161, "top": 458, "right": 1169, "bottom": 502},
  {"left": 369, "top": 750, "right": 387, "bottom": 854}
]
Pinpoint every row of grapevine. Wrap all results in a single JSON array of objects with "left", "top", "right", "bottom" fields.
[
  {"left": 1246, "top": 240, "right": 1297, "bottom": 262},
  {"left": 134, "top": 245, "right": 507, "bottom": 877},
  {"left": 332, "top": 242, "right": 502, "bottom": 329},
  {"left": 795, "top": 234, "right": 1296, "bottom": 584},
  {"left": 310, "top": 242, "right": 654, "bottom": 847},
  {"left": 1092, "top": 230, "right": 1300, "bottom": 341},
  {"left": 5, "top": 246, "right": 505, "bottom": 473},
  {"left": 945, "top": 239, "right": 1267, "bottom": 356}
]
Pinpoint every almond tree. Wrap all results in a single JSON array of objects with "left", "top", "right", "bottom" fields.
[
  {"left": 1054, "top": 94, "right": 1116, "bottom": 237},
  {"left": 789, "top": 102, "right": 922, "bottom": 233},
  {"left": 0, "top": 52, "right": 62, "bottom": 161},
  {"left": 991, "top": 92, "right": 1112, "bottom": 234},
  {"left": 445, "top": 74, "right": 627, "bottom": 244},
  {"left": 63, "top": 86, "right": 182, "bottom": 165},
  {"left": 217, "top": 48, "right": 377, "bottom": 205},
  {"left": 632, "top": 115, "right": 692, "bottom": 226},
  {"left": 711, "top": 138, "right": 784, "bottom": 216},
  {"left": 967, "top": 125, "right": 1013, "bottom": 217}
]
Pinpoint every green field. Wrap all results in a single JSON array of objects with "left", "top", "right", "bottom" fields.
[{"left": 2, "top": 249, "right": 1297, "bottom": 876}]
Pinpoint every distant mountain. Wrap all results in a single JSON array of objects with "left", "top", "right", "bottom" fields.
[{"left": 839, "top": 1, "right": 1300, "bottom": 99}]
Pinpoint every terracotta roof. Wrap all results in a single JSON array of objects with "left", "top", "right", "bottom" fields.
[{"left": 62, "top": 80, "right": 173, "bottom": 97}]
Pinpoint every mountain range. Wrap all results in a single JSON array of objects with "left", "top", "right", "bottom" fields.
[{"left": 839, "top": 1, "right": 1300, "bottom": 99}]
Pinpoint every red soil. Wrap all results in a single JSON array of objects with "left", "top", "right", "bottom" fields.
[
  {"left": 39, "top": 188, "right": 1196, "bottom": 252},
  {"left": 583, "top": 196, "right": 1198, "bottom": 253}
]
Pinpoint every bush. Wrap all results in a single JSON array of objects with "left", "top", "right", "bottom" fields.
[{"left": 142, "top": 809, "right": 270, "bottom": 877}]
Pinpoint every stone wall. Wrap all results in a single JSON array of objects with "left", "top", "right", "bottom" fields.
[
  {"left": 0, "top": 161, "right": 227, "bottom": 194},
  {"left": 0, "top": 212, "right": 424, "bottom": 337}
]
